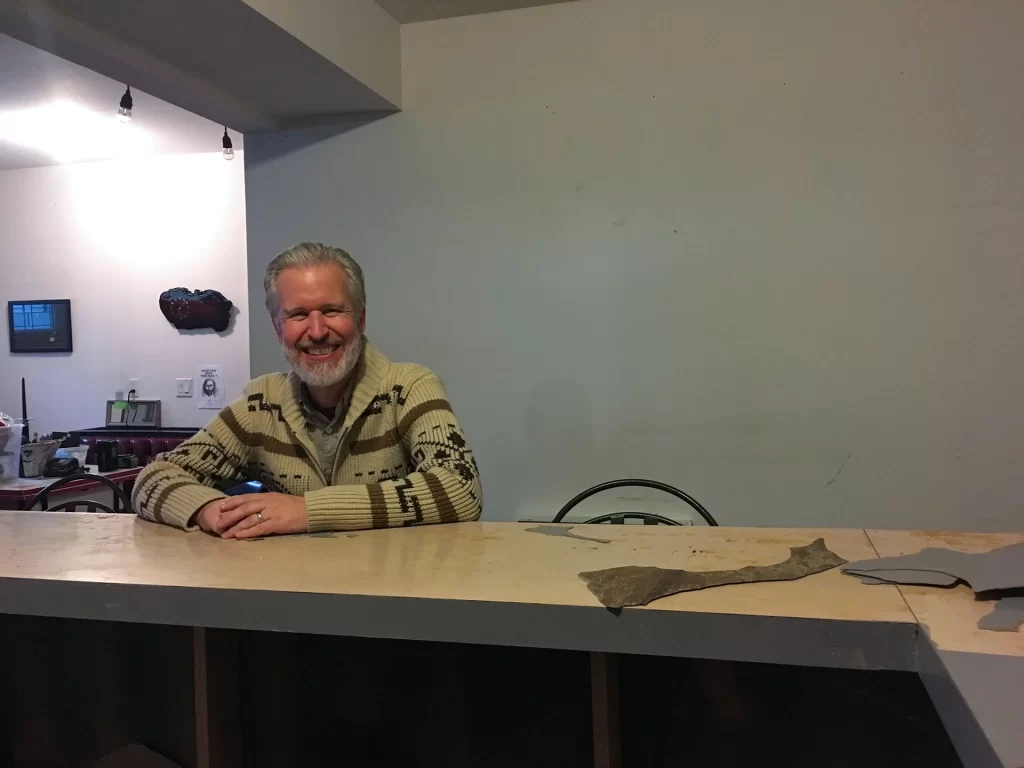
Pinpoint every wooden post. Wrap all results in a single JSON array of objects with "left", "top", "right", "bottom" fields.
[
  {"left": 193, "top": 628, "right": 242, "bottom": 768},
  {"left": 590, "top": 651, "right": 621, "bottom": 768}
]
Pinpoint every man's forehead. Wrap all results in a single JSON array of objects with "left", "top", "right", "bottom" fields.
[{"left": 277, "top": 264, "right": 350, "bottom": 306}]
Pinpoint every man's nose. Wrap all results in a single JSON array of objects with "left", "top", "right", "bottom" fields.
[{"left": 307, "top": 312, "right": 327, "bottom": 339}]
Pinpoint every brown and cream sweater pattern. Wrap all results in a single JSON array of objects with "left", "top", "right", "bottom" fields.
[{"left": 132, "top": 343, "right": 482, "bottom": 531}]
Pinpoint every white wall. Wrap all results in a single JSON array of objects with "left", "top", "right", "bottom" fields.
[
  {"left": 1, "top": 152, "right": 249, "bottom": 435},
  {"left": 245, "top": 0, "right": 1024, "bottom": 531}
]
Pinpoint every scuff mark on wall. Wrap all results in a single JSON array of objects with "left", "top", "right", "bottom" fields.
[{"left": 826, "top": 454, "right": 851, "bottom": 487}]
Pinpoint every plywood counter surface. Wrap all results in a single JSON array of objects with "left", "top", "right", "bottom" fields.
[
  {"left": 2, "top": 514, "right": 1021, "bottom": 766},
  {"left": 0, "top": 513, "right": 917, "bottom": 669}
]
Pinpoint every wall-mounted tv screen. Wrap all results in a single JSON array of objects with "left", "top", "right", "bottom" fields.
[{"left": 8, "top": 300, "right": 73, "bottom": 353}]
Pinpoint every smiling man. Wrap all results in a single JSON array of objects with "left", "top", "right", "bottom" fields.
[{"left": 133, "top": 242, "right": 482, "bottom": 538}]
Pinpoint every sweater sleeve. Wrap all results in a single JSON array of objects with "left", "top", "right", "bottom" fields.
[
  {"left": 304, "top": 374, "right": 482, "bottom": 532},
  {"left": 132, "top": 392, "right": 254, "bottom": 530}
]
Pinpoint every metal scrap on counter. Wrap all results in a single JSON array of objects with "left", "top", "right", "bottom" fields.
[{"left": 579, "top": 538, "right": 847, "bottom": 611}]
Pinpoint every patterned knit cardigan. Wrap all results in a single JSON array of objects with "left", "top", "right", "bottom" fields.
[{"left": 132, "top": 343, "right": 482, "bottom": 531}]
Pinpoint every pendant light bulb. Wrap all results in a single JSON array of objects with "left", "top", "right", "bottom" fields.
[
  {"left": 117, "top": 85, "right": 133, "bottom": 123},
  {"left": 222, "top": 127, "right": 234, "bottom": 160}
]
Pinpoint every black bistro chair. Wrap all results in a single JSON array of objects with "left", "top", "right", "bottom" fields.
[
  {"left": 553, "top": 478, "right": 717, "bottom": 526},
  {"left": 26, "top": 473, "right": 134, "bottom": 514},
  {"left": 561, "top": 481, "right": 727, "bottom": 766}
]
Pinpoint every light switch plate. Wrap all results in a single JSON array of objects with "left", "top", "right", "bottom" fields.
[{"left": 176, "top": 377, "right": 193, "bottom": 397}]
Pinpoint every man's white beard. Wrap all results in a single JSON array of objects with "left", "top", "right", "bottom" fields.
[{"left": 283, "top": 332, "right": 363, "bottom": 388}]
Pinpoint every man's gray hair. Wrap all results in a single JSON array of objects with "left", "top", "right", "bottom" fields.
[{"left": 264, "top": 242, "right": 366, "bottom": 323}]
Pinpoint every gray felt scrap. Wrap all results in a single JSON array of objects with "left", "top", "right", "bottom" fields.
[
  {"left": 977, "top": 597, "right": 1024, "bottom": 633},
  {"left": 841, "top": 543, "right": 1024, "bottom": 593},
  {"left": 579, "top": 538, "right": 846, "bottom": 610},
  {"left": 525, "top": 525, "right": 611, "bottom": 544},
  {"left": 848, "top": 574, "right": 897, "bottom": 586},
  {"left": 846, "top": 569, "right": 961, "bottom": 587}
]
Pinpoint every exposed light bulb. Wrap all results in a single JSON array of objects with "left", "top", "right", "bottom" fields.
[
  {"left": 222, "top": 127, "right": 234, "bottom": 160},
  {"left": 117, "top": 86, "right": 133, "bottom": 122}
]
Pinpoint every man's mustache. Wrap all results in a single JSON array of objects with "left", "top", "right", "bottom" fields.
[{"left": 296, "top": 336, "right": 344, "bottom": 351}]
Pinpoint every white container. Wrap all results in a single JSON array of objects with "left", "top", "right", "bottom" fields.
[
  {"left": 0, "top": 423, "right": 24, "bottom": 485},
  {"left": 21, "top": 440, "right": 60, "bottom": 478}
]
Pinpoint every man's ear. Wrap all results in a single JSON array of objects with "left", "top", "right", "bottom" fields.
[
  {"left": 271, "top": 315, "right": 284, "bottom": 341},
  {"left": 358, "top": 308, "right": 367, "bottom": 333}
]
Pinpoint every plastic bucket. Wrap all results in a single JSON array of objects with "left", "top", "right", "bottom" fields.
[{"left": 0, "top": 423, "right": 24, "bottom": 485}]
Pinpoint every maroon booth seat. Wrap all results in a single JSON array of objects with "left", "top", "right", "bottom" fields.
[{"left": 82, "top": 437, "right": 187, "bottom": 466}]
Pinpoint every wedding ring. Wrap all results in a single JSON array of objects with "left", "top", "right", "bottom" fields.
[{"left": 256, "top": 512, "right": 264, "bottom": 522}]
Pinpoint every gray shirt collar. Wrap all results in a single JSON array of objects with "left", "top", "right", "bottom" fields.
[{"left": 292, "top": 374, "right": 357, "bottom": 431}]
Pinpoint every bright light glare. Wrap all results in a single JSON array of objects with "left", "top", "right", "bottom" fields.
[
  {"left": 0, "top": 100, "right": 151, "bottom": 163},
  {"left": 70, "top": 154, "right": 232, "bottom": 266}
]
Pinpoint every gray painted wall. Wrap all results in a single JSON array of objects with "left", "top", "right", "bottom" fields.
[{"left": 245, "top": 0, "right": 1024, "bottom": 531}]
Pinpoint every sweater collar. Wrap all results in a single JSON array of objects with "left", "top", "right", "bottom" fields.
[{"left": 345, "top": 340, "right": 390, "bottom": 428}]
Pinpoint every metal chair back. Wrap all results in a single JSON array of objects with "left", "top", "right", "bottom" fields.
[
  {"left": 26, "top": 473, "right": 134, "bottom": 514},
  {"left": 553, "top": 479, "right": 717, "bottom": 526},
  {"left": 580, "top": 511, "right": 683, "bottom": 526}
]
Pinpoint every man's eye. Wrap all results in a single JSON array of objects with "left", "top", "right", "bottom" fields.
[
  {"left": 324, "top": 310, "right": 341, "bottom": 317},
  {"left": 289, "top": 313, "right": 308, "bottom": 321}
]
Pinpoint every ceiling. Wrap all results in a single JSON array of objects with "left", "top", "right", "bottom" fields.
[
  {"left": 0, "top": 34, "right": 242, "bottom": 171},
  {"left": 375, "top": 0, "right": 578, "bottom": 24}
]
